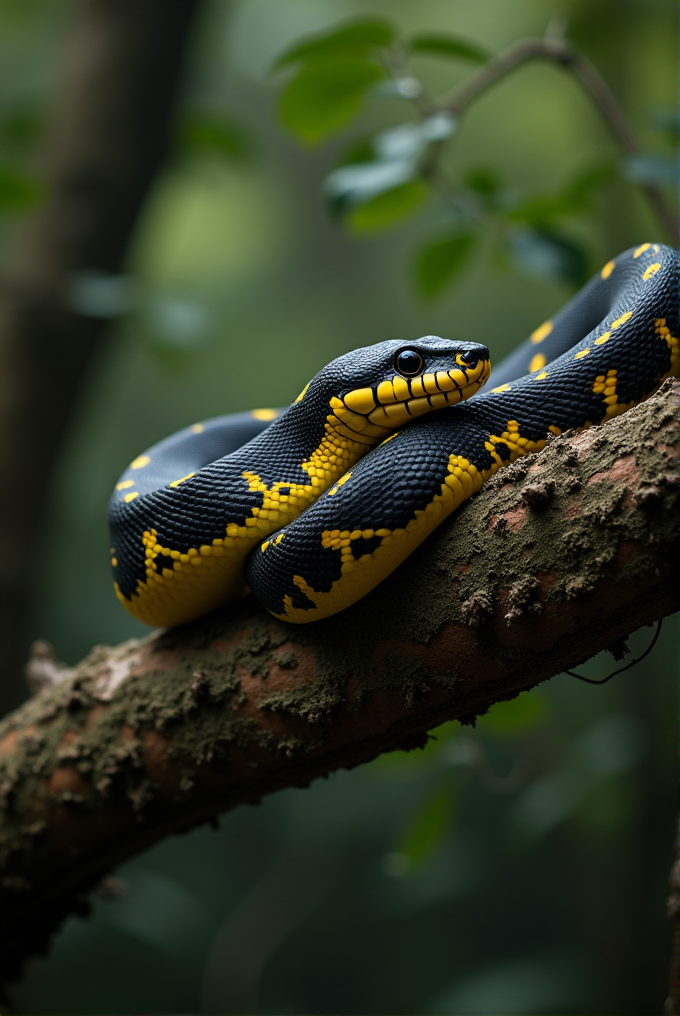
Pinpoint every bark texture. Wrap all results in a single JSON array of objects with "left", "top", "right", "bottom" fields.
[
  {"left": 1, "top": 379, "right": 679, "bottom": 988},
  {"left": 0, "top": 0, "right": 203, "bottom": 715}
]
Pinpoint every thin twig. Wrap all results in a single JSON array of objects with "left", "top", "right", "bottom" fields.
[{"left": 434, "top": 37, "right": 676, "bottom": 242}]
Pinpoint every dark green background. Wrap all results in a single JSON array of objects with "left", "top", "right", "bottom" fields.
[{"left": 2, "top": 0, "right": 676, "bottom": 1012}]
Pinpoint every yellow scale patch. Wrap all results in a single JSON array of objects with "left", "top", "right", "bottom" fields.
[
  {"left": 592, "top": 369, "right": 635, "bottom": 419},
  {"left": 274, "top": 419, "right": 548, "bottom": 623},
  {"left": 116, "top": 408, "right": 373, "bottom": 626},
  {"left": 656, "top": 317, "right": 680, "bottom": 380},
  {"left": 115, "top": 359, "right": 493, "bottom": 627},
  {"left": 271, "top": 296, "right": 680, "bottom": 625},
  {"left": 530, "top": 321, "right": 553, "bottom": 344}
]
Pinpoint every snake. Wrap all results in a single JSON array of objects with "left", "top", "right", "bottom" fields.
[{"left": 109, "top": 242, "right": 679, "bottom": 627}]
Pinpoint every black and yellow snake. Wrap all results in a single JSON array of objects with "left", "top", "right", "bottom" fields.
[{"left": 109, "top": 242, "right": 679, "bottom": 626}]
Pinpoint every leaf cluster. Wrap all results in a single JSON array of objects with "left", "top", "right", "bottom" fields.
[{"left": 270, "top": 16, "right": 671, "bottom": 299}]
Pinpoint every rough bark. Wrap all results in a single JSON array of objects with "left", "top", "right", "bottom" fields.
[
  {"left": 1, "top": 379, "right": 679, "bottom": 989},
  {"left": 0, "top": 0, "right": 203, "bottom": 716}
]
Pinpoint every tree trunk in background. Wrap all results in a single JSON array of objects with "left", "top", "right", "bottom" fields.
[{"left": 0, "top": 0, "right": 204, "bottom": 716}]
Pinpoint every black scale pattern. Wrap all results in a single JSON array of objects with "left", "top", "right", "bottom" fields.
[
  {"left": 245, "top": 243, "right": 679, "bottom": 617},
  {"left": 109, "top": 244, "right": 679, "bottom": 622},
  {"left": 109, "top": 337, "right": 487, "bottom": 604}
]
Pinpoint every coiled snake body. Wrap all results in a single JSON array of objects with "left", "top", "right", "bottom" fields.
[{"left": 109, "top": 242, "right": 679, "bottom": 626}]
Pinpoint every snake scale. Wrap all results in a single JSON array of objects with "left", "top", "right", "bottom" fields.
[{"left": 109, "top": 242, "right": 679, "bottom": 627}]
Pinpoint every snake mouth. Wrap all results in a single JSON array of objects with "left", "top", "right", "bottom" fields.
[{"left": 341, "top": 357, "right": 491, "bottom": 429}]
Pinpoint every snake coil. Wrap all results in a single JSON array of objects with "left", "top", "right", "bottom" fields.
[{"left": 109, "top": 242, "right": 679, "bottom": 626}]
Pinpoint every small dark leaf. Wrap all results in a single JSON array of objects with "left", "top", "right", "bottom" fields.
[
  {"left": 176, "top": 113, "right": 253, "bottom": 162},
  {"left": 510, "top": 230, "right": 589, "bottom": 287},
  {"left": 409, "top": 33, "right": 490, "bottom": 63},
  {"left": 336, "top": 138, "right": 376, "bottom": 167},
  {"left": 623, "top": 153, "right": 676, "bottom": 187},
  {"left": 507, "top": 192, "right": 575, "bottom": 227},
  {"left": 0, "top": 107, "right": 41, "bottom": 150},
  {"left": 279, "top": 59, "right": 386, "bottom": 145},
  {"left": 508, "top": 163, "right": 615, "bottom": 227},
  {"left": 415, "top": 233, "right": 476, "bottom": 297},
  {"left": 346, "top": 180, "right": 429, "bottom": 233},
  {"left": 0, "top": 167, "right": 43, "bottom": 212},
  {"left": 562, "top": 163, "right": 616, "bottom": 211},
  {"left": 273, "top": 18, "right": 395, "bottom": 69},
  {"left": 649, "top": 107, "right": 679, "bottom": 145},
  {"left": 464, "top": 165, "right": 503, "bottom": 198}
]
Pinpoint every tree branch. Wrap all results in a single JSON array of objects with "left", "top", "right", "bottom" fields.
[
  {"left": 1, "top": 379, "right": 679, "bottom": 989},
  {"left": 436, "top": 37, "right": 677, "bottom": 242},
  {"left": 0, "top": 0, "right": 204, "bottom": 714}
]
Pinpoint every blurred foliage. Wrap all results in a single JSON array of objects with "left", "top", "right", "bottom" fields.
[
  {"left": 175, "top": 110, "right": 255, "bottom": 163},
  {"left": 408, "top": 33, "right": 490, "bottom": 64},
  {"left": 0, "top": 165, "right": 42, "bottom": 212},
  {"left": 0, "top": 0, "right": 675, "bottom": 1013},
  {"left": 271, "top": 13, "right": 675, "bottom": 297},
  {"left": 415, "top": 232, "right": 475, "bottom": 296}
]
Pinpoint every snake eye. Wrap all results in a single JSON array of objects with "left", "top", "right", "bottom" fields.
[
  {"left": 456, "top": 350, "right": 479, "bottom": 368},
  {"left": 394, "top": 348, "right": 424, "bottom": 377}
]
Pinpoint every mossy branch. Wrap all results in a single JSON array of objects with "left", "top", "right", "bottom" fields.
[{"left": 1, "top": 380, "right": 680, "bottom": 990}]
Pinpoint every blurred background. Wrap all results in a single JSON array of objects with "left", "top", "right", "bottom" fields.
[{"left": 0, "top": 0, "right": 676, "bottom": 1012}]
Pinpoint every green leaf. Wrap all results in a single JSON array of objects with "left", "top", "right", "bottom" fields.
[
  {"left": 623, "top": 153, "right": 677, "bottom": 187},
  {"left": 0, "top": 107, "right": 41, "bottom": 151},
  {"left": 463, "top": 165, "right": 502, "bottom": 198},
  {"left": 397, "top": 784, "right": 454, "bottom": 871},
  {"left": 478, "top": 692, "right": 547, "bottom": 735},
  {"left": 279, "top": 59, "right": 386, "bottom": 145},
  {"left": 326, "top": 159, "right": 415, "bottom": 212},
  {"left": 176, "top": 113, "right": 253, "bottom": 162},
  {"left": 507, "top": 163, "right": 615, "bottom": 227},
  {"left": 409, "top": 33, "right": 489, "bottom": 63},
  {"left": 0, "top": 167, "right": 43, "bottom": 212},
  {"left": 510, "top": 229, "right": 589, "bottom": 287},
  {"left": 415, "top": 233, "right": 476, "bottom": 297},
  {"left": 346, "top": 180, "right": 429, "bottom": 232},
  {"left": 374, "top": 112, "right": 456, "bottom": 161},
  {"left": 564, "top": 162, "right": 615, "bottom": 206},
  {"left": 273, "top": 18, "right": 395, "bottom": 69},
  {"left": 336, "top": 137, "right": 377, "bottom": 167},
  {"left": 649, "top": 107, "right": 679, "bottom": 145}
]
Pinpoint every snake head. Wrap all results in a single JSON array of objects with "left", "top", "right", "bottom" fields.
[{"left": 330, "top": 335, "right": 490, "bottom": 430}]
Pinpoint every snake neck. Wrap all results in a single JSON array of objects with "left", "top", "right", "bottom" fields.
[
  {"left": 302, "top": 400, "right": 393, "bottom": 483},
  {"left": 246, "top": 392, "right": 394, "bottom": 497}
]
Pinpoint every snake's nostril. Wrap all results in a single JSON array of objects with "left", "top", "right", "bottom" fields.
[{"left": 458, "top": 350, "right": 479, "bottom": 367}]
